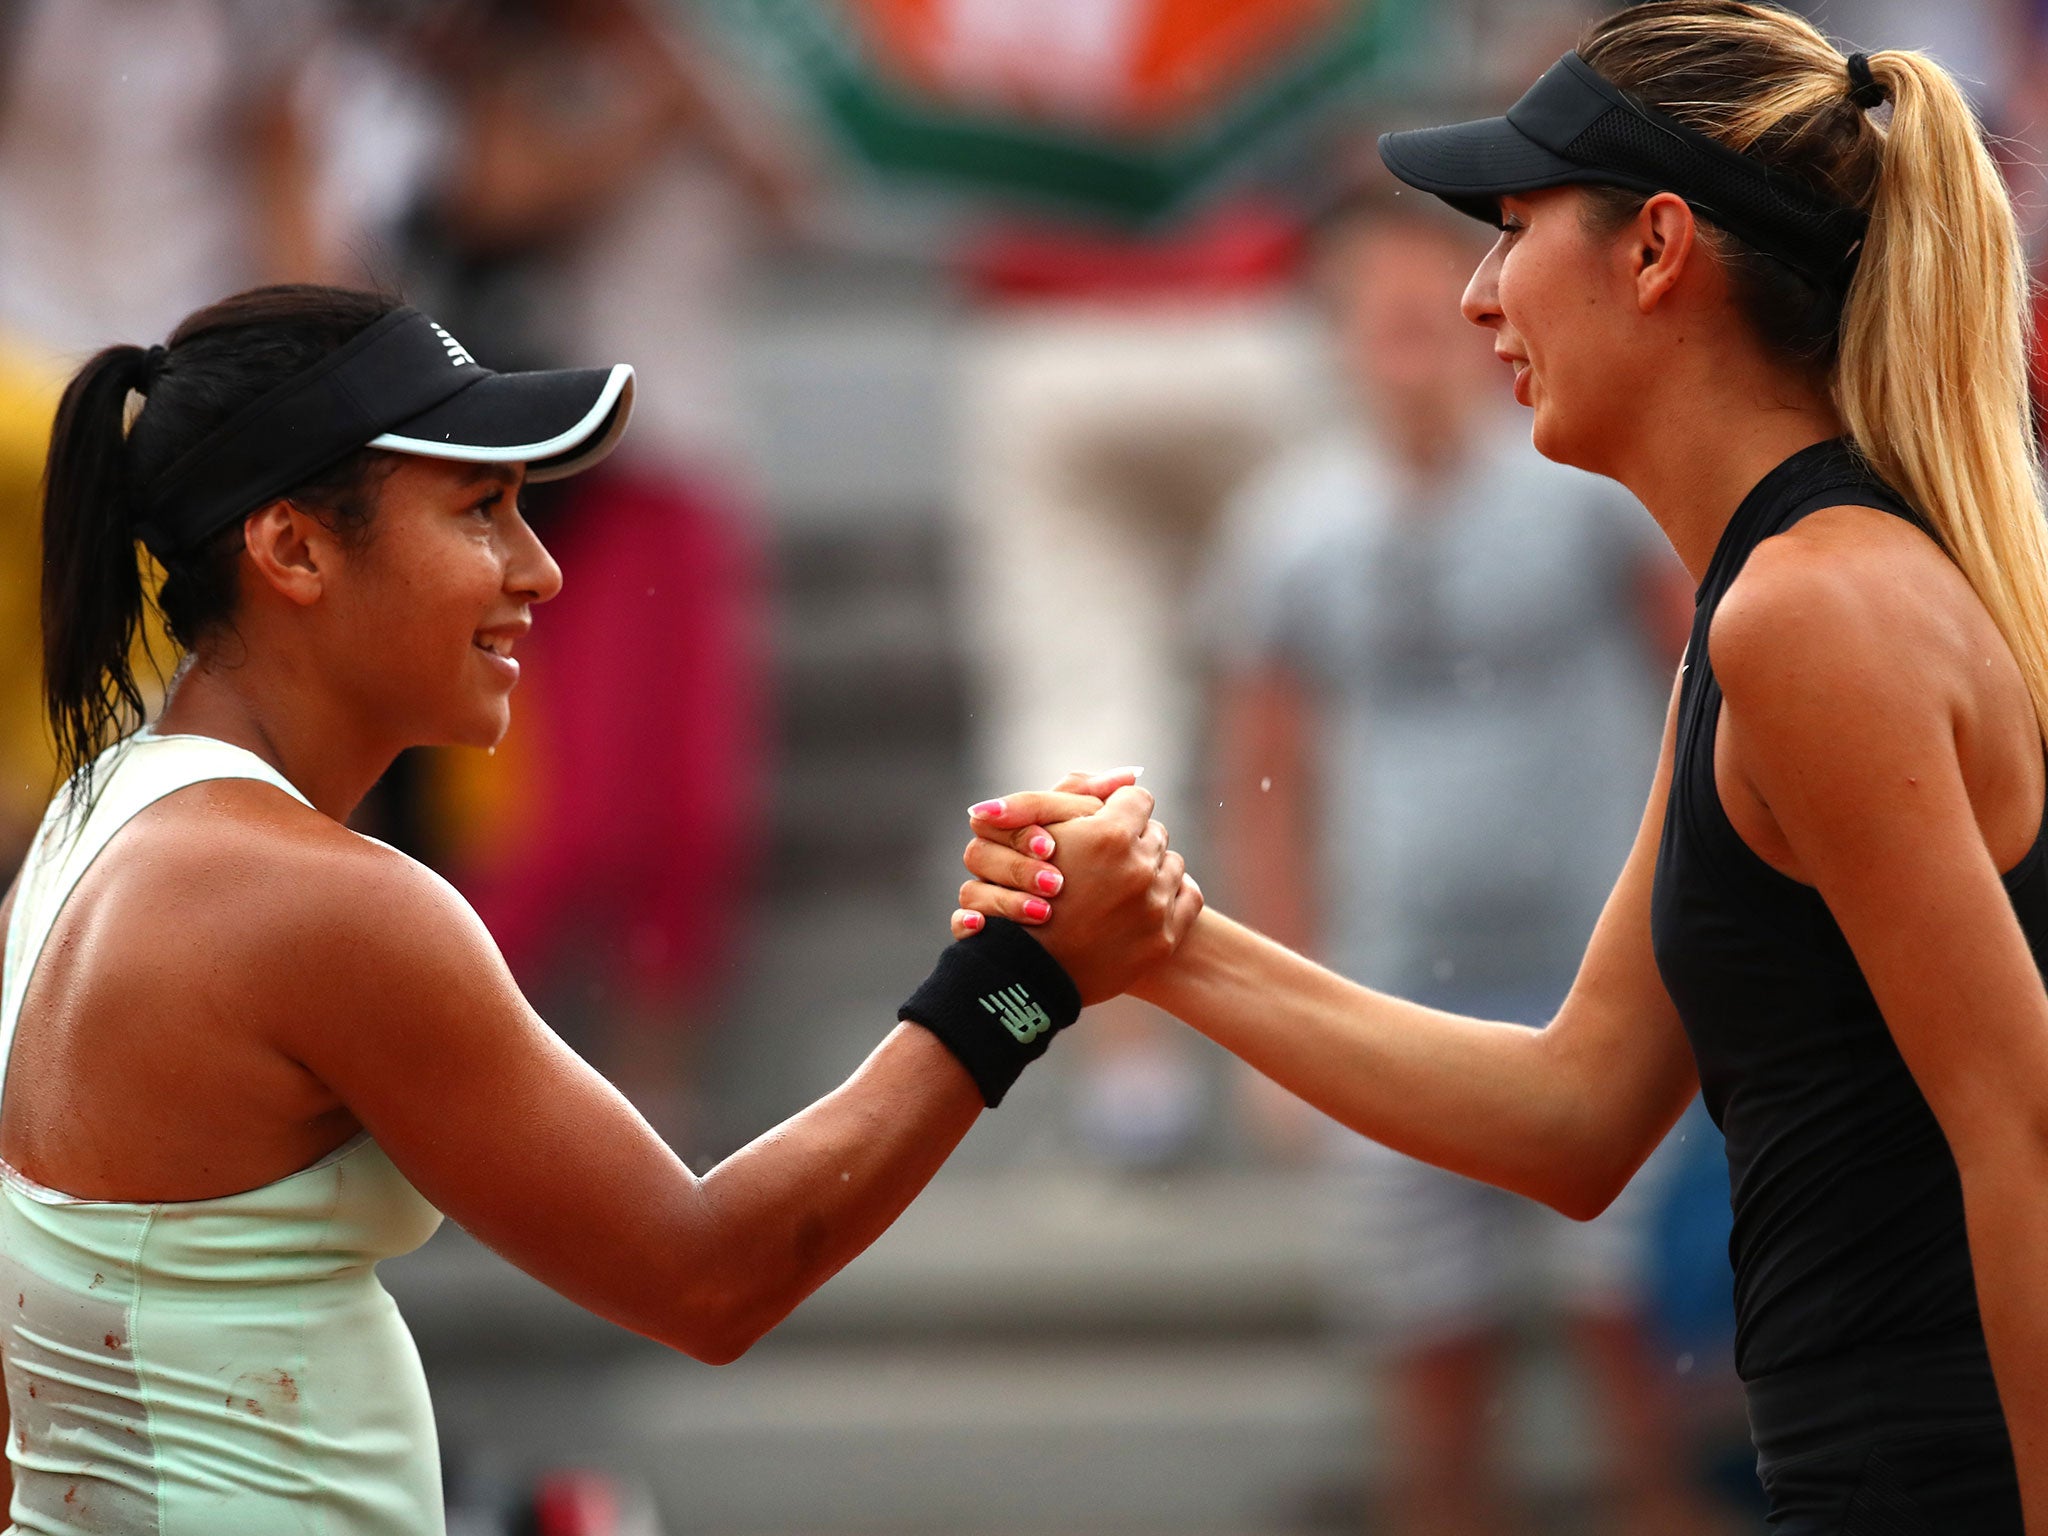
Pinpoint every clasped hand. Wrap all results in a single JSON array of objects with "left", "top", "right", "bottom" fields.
[{"left": 951, "top": 770, "right": 1203, "bottom": 1005}]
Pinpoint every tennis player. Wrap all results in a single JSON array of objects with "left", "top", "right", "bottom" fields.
[
  {"left": 0, "top": 283, "right": 1197, "bottom": 1534},
  {"left": 959, "top": 3, "right": 2048, "bottom": 1528}
]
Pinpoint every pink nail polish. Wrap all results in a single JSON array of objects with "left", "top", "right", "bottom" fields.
[
  {"left": 961, "top": 911, "right": 984, "bottom": 932},
  {"left": 1023, "top": 897, "right": 1051, "bottom": 922},
  {"left": 970, "top": 799, "right": 1005, "bottom": 820},
  {"left": 1029, "top": 834, "right": 1055, "bottom": 859},
  {"left": 1035, "top": 868, "right": 1064, "bottom": 896}
]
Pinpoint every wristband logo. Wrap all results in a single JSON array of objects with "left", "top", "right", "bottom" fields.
[{"left": 980, "top": 985, "right": 1053, "bottom": 1045}]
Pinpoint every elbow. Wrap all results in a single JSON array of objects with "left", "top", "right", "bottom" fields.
[
  {"left": 1550, "top": 1179, "right": 1619, "bottom": 1224},
  {"left": 670, "top": 1312, "right": 766, "bottom": 1367},
  {"left": 1537, "top": 1146, "right": 1641, "bottom": 1223},
  {"left": 1948, "top": 1107, "right": 2048, "bottom": 1193},
  {"left": 679, "top": 1329, "right": 756, "bottom": 1368},
  {"left": 666, "top": 1289, "right": 783, "bottom": 1367}
]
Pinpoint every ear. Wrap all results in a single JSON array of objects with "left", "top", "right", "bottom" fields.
[
  {"left": 1629, "top": 191, "right": 1699, "bottom": 314},
  {"left": 240, "top": 500, "right": 338, "bottom": 608}
]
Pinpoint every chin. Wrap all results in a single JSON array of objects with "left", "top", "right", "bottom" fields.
[
  {"left": 1528, "top": 403, "right": 1601, "bottom": 475},
  {"left": 430, "top": 700, "right": 514, "bottom": 752}
]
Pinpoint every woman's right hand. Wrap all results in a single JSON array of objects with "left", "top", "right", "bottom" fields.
[{"left": 951, "top": 784, "right": 1203, "bottom": 1004}]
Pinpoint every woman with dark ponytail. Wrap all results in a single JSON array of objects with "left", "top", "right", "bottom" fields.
[
  {"left": 40, "top": 290, "right": 400, "bottom": 798},
  {"left": 0, "top": 284, "right": 1192, "bottom": 1534},
  {"left": 961, "top": 1, "right": 2048, "bottom": 1528}
]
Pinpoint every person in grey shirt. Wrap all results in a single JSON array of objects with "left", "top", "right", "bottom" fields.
[{"left": 1210, "top": 187, "right": 1725, "bottom": 1536}]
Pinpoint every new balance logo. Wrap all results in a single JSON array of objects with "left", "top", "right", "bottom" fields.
[
  {"left": 980, "top": 985, "right": 1053, "bottom": 1045},
  {"left": 429, "top": 321, "right": 476, "bottom": 367}
]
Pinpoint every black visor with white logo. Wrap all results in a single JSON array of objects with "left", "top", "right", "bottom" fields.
[
  {"left": 136, "top": 307, "right": 634, "bottom": 559},
  {"left": 1378, "top": 52, "right": 1869, "bottom": 293}
]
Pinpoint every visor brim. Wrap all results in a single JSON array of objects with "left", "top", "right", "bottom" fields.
[
  {"left": 1378, "top": 117, "right": 1591, "bottom": 225},
  {"left": 369, "top": 363, "right": 635, "bottom": 482}
]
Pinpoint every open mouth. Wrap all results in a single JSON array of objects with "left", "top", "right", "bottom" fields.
[{"left": 473, "top": 635, "right": 514, "bottom": 658}]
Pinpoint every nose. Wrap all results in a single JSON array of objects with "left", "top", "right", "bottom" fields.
[
  {"left": 507, "top": 506, "right": 564, "bottom": 605},
  {"left": 1461, "top": 241, "right": 1505, "bottom": 330}
]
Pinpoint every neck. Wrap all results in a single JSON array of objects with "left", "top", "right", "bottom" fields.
[
  {"left": 154, "top": 645, "right": 400, "bottom": 822},
  {"left": 1598, "top": 362, "right": 1843, "bottom": 585}
]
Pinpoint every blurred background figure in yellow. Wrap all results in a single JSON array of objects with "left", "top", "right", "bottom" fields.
[
  {"left": 1207, "top": 183, "right": 1718, "bottom": 1536},
  {"left": 0, "top": 340, "right": 55, "bottom": 867}
]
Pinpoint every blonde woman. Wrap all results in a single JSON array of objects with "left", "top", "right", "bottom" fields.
[{"left": 958, "top": 2, "right": 2048, "bottom": 1528}]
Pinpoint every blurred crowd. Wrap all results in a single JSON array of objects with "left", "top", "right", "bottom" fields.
[{"left": 6, "top": 0, "right": 2048, "bottom": 1531}]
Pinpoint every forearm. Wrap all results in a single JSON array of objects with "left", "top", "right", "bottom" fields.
[
  {"left": 1134, "top": 910, "right": 1617, "bottom": 1214},
  {"left": 1958, "top": 1154, "right": 2048, "bottom": 1531},
  {"left": 681, "top": 1025, "right": 980, "bottom": 1360}
]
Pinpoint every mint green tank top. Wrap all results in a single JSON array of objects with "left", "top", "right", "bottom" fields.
[{"left": 0, "top": 731, "right": 447, "bottom": 1534}]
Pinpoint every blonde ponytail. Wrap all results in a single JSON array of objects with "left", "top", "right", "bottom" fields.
[
  {"left": 1835, "top": 53, "right": 2048, "bottom": 739},
  {"left": 1584, "top": 1, "right": 2048, "bottom": 740}
]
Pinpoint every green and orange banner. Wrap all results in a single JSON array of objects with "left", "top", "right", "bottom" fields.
[{"left": 718, "top": 0, "right": 1424, "bottom": 223}]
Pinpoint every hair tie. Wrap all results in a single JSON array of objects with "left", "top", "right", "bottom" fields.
[
  {"left": 1846, "top": 53, "right": 1886, "bottom": 110},
  {"left": 122, "top": 344, "right": 169, "bottom": 439}
]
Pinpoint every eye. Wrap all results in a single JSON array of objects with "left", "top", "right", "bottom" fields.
[
  {"left": 1498, "top": 213, "right": 1527, "bottom": 237},
  {"left": 470, "top": 488, "right": 504, "bottom": 521}
]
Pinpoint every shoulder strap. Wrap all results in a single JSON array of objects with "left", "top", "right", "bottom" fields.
[{"left": 0, "top": 732, "right": 312, "bottom": 1113}]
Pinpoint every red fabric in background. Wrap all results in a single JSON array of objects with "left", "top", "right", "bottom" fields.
[
  {"left": 963, "top": 197, "right": 1303, "bottom": 303},
  {"left": 459, "top": 468, "right": 768, "bottom": 1014}
]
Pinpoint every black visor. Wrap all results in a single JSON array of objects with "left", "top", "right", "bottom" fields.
[
  {"left": 136, "top": 307, "right": 634, "bottom": 559},
  {"left": 1378, "top": 52, "right": 1868, "bottom": 292}
]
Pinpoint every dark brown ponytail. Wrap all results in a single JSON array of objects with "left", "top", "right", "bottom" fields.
[{"left": 40, "top": 344, "right": 157, "bottom": 796}]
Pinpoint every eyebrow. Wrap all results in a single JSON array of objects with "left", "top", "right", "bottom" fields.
[{"left": 457, "top": 464, "right": 523, "bottom": 492}]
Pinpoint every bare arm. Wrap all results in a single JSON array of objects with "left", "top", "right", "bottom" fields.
[
  {"left": 276, "top": 851, "right": 978, "bottom": 1365},
  {"left": 1713, "top": 513, "right": 2048, "bottom": 1530},
  {"left": 962, "top": 677, "right": 1700, "bottom": 1218},
  {"left": 271, "top": 783, "right": 1178, "bottom": 1365}
]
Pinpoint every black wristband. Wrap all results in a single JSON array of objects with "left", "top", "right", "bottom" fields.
[{"left": 899, "top": 917, "right": 1083, "bottom": 1107}]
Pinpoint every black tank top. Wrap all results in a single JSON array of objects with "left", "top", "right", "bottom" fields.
[{"left": 1650, "top": 437, "right": 2048, "bottom": 1385}]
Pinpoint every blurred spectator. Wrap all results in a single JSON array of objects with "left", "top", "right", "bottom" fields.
[
  {"left": 1208, "top": 188, "right": 1719, "bottom": 1535},
  {"left": 417, "top": 0, "right": 801, "bottom": 1138},
  {"left": 0, "top": 0, "right": 329, "bottom": 364},
  {"left": 291, "top": 0, "right": 470, "bottom": 292},
  {"left": 953, "top": 196, "right": 1320, "bottom": 1166}
]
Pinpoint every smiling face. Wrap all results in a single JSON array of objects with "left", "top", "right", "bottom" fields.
[
  {"left": 309, "top": 455, "right": 563, "bottom": 751},
  {"left": 1459, "top": 185, "right": 1657, "bottom": 475}
]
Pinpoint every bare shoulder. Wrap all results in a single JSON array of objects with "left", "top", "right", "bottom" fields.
[
  {"left": 135, "top": 779, "right": 494, "bottom": 978},
  {"left": 1709, "top": 504, "right": 1969, "bottom": 710}
]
